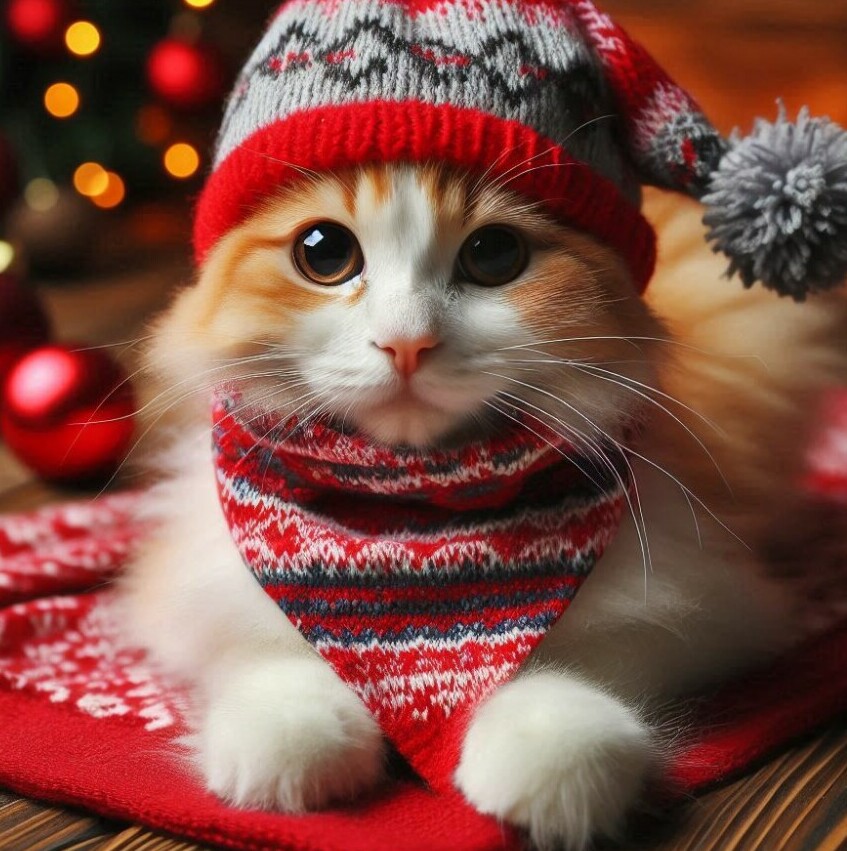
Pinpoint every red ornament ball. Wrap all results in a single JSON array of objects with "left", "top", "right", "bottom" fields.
[
  {"left": 5, "top": 0, "right": 69, "bottom": 52},
  {"left": 1, "top": 345, "right": 136, "bottom": 484},
  {"left": 0, "top": 274, "right": 52, "bottom": 396},
  {"left": 146, "top": 38, "right": 226, "bottom": 111}
]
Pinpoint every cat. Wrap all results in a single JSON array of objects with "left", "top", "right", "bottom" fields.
[{"left": 122, "top": 163, "right": 847, "bottom": 850}]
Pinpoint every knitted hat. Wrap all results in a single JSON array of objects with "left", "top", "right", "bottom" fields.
[{"left": 195, "top": 0, "right": 847, "bottom": 299}]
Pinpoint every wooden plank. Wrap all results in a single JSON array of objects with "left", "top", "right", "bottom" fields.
[
  {"left": 0, "top": 799, "right": 115, "bottom": 851},
  {"left": 634, "top": 727, "right": 847, "bottom": 851}
]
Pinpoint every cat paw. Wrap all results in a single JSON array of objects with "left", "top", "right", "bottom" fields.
[
  {"left": 196, "top": 656, "right": 385, "bottom": 811},
  {"left": 455, "top": 672, "right": 653, "bottom": 851}
]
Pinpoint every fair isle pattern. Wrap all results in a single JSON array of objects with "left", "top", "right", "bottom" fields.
[
  {"left": 214, "top": 0, "right": 635, "bottom": 196},
  {"left": 197, "top": 0, "right": 731, "bottom": 290},
  {"left": 214, "top": 0, "right": 726, "bottom": 199},
  {"left": 0, "top": 492, "right": 149, "bottom": 603},
  {"left": 212, "top": 393, "right": 628, "bottom": 788},
  {"left": 571, "top": 1, "right": 727, "bottom": 193},
  {"left": 0, "top": 593, "right": 179, "bottom": 733},
  {"left": 0, "top": 494, "right": 182, "bottom": 734}
]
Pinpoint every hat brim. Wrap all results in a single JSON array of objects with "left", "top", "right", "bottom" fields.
[{"left": 194, "top": 100, "right": 656, "bottom": 291}]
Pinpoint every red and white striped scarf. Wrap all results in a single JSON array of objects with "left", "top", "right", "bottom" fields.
[{"left": 212, "top": 393, "right": 629, "bottom": 789}]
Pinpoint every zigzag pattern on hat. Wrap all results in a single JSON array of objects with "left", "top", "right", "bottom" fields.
[
  {"left": 216, "top": 0, "right": 636, "bottom": 192},
  {"left": 198, "top": 0, "right": 847, "bottom": 297}
]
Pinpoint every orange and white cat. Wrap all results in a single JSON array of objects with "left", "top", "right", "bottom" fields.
[{"left": 123, "top": 164, "right": 847, "bottom": 850}]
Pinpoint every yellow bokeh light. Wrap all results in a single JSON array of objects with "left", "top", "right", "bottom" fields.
[
  {"left": 164, "top": 142, "right": 200, "bottom": 179},
  {"left": 91, "top": 172, "right": 126, "bottom": 209},
  {"left": 0, "top": 242, "right": 15, "bottom": 274},
  {"left": 65, "top": 21, "right": 101, "bottom": 57},
  {"left": 73, "top": 162, "right": 109, "bottom": 197},
  {"left": 24, "top": 178, "right": 59, "bottom": 212},
  {"left": 184, "top": 0, "right": 215, "bottom": 6},
  {"left": 44, "top": 82, "right": 80, "bottom": 118}
]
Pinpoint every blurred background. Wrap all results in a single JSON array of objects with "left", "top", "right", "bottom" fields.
[
  {"left": 0, "top": 0, "right": 844, "bottom": 495},
  {"left": 0, "top": 0, "right": 270, "bottom": 281}
]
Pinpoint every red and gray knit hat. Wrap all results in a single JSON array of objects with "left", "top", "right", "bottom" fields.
[{"left": 195, "top": 0, "right": 847, "bottom": 299}]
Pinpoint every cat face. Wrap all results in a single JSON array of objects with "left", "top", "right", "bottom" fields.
[{"left": 152, "top": 164, "right": 664, "bottom": 447}]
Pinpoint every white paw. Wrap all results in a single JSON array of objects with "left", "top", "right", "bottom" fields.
[
  {"left": 196, "top": 656, "right": 385, "bottom": 811},
  {"left": 455, "top": 672, "right": 653, "bottom": 851}
]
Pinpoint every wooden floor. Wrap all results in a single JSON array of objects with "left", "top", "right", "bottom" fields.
[{"left": 1, "top": 1, "right": 846, "bottom": 848}]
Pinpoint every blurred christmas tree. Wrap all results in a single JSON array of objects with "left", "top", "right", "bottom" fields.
[{"left": 0, "top": 0, "right": 254, "bottom": 273}]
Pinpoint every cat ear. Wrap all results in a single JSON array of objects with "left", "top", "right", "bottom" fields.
[{"left": 572, "top": 1, "right": 847, "bottom": 301}]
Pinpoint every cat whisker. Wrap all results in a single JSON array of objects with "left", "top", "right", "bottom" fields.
[
  {"left": 567, "top": 362, "right": 732, "bottom": 492},
  {"left": 247, "top": 151, "right": 324, "bottom": 185},
  {"left": 490, "top": 114, "right": 616, "bottom": 193},
  {"left": 505, "top": 356, "right": 662, "bottom": 368},
  {"left": 89, "top": 372, "right": 317, "bottom": 500},
  {"left": 490, "top": 386, "right": 653, "bottom": 582},
  {"left": 228, "top": 387, "right": 327, "bottom": 477},
  {"left": 483, "top": 115, "right": 616, "bottom": 199},
  {"left": 494, "top": 161, "right": 578, "bottom": 193},
  {"left": 497, "top": 335, "right": 647, "bottom": 353},
  {"left": 338, "top": 397, "right": 360, "bottom": 435},
  {"left": 509, "top": 348, "right": 727, "bottom": 438},
  {"left": 484, "top": 370, "right": 748, "bottom": 551},
  {"left": 482, "top": 399, "right": 607, "bottom": 492},
  {"left": 69, "top": 334, "right": 158, "bottom": 355},
  {"left": 72, "top": 368, "right": 305, "bottom": 427},
  {"left": 466, "top": 142, "right": 531, "bottom": 202},
  {"left": 276, "top": 394, "right": 337, "bottom": 444},
  {"left": 498, "top": 335, "right": 769, "bottom": 368},
  {"left": 469, "top": 142, "right": 558, "bottom": 202}
]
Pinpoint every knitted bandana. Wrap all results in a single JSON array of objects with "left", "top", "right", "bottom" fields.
[{"left": 212, "top": 393, "right": 629, "bottom": 789}]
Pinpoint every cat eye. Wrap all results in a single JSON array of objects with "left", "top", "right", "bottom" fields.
[
  {"left": 458, "top": 226, "right": 528, "bottom": 287},
  {"left": 292, "top": 222, "right": 364, "bottom": 286}
]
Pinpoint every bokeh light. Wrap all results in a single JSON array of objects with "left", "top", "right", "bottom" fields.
[
  {"left": 6, "top": 0, "right": 65, "bottom": 48},
  {"left": 91, "top": 172, "right": 126, "bottom": 209},
  {"left": 163, "top": 142, "right": 200, "bottom": 178},
  {"left": 24, "top": 178, "right": 59, "bottom": 212},
  {"left": 0, "top": 242, "right": 16, "bottom": 274},
  {"left": 44, "top": 82, "right": 80, "bottom": 118},
  {"left": 65, "top": 20, "right": 101, "bottom": 57},
  {"left": 73, "top": 162, "right": 109, "bottom": 197},
  {"left": 135, "top": 103, "right": 172, "bottom": 146},
  {"left": 183, "top": 0, "right": 215, "bottom": 7}
]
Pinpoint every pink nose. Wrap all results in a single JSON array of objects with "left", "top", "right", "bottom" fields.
[{"left": 378, "top": 336, "right": 439, "bottom": 377}]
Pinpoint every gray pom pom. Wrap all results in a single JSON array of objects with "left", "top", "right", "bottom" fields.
[{"left": 702, "top": 106, "right": 847, "bottom": 300}]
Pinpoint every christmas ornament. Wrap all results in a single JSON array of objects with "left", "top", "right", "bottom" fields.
[
  {"left": 6, "top": 188, "right": 97, "bottom": 275},
  {"left": 146, "top": 38, "right": 225, "bottom": 111},
  {"left": 0, "top": 133, "right": 20, "bottom": 217},
  {"left": 1, "top": 345, "right": 135, "bottom": 484},
  {"left": 5, "top": 0, "right": 69, "bottom": 52},
  {"left": 0, "top": 274, "right": 51, "bottom": 397}
]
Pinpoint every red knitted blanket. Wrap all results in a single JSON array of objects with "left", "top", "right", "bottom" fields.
[
  {"left": 212, "top": 393, "right": 629, "bottom": 789},
  {"left": 0, "top": 392, "right": 845, "bottom": 851}
]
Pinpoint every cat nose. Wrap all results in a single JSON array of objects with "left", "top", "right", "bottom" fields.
[{"left": 377, "top": 336, "right": 439, "bottom": 377}]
